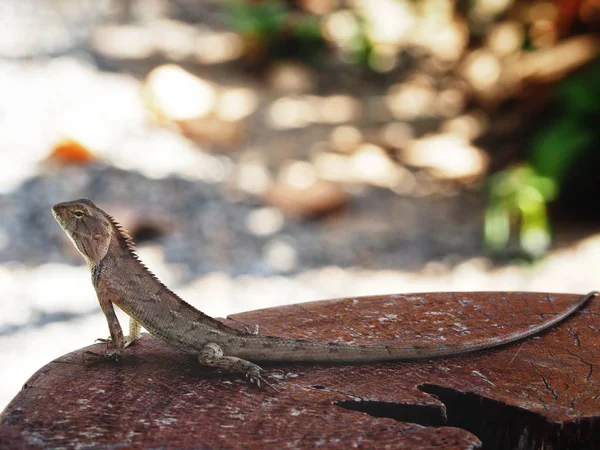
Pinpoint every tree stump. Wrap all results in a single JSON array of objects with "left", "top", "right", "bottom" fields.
[{"left": 1, "top": 291, "right": 599, "bottom": 449}]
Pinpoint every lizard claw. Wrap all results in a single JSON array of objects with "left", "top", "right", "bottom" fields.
[
  {"left": 96, "top": 335, "right": 137, "bottom": 347},
  {"left": 83, "top": 349, "right": 121, "bottom": 365},
  {"left": 243, "top": 324, "right": 260, "bottom": 335},
  {"left": 246, "top": 366, "right": 278, "bottom": 391}
]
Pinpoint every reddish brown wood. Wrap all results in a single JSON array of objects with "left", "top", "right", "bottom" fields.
[{"left": 1, "top": 291, "right": 598, "bottom": 449}]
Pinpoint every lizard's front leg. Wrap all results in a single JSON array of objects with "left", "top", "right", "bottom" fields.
[
  {"left": 86, "top": 293, "right": 125, "bottom": 362},
  {"left": 198, "top": 343, "right": 275, "bottom": 389},
  {"left": 96, "top": 316, "right": 141, "bottom": 347}
]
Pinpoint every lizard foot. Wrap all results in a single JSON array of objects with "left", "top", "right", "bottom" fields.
[
  {"left": 83, "top": 349, "right": 121, "bottom": 365},
  {"left": 244, "top": 324, "right": 260, "bottom": 335},
  {"left": 246, "top": 365, "right": 277, "bottom": 391},
  {"left": 198, "top": 343, "right": 278, "bottom": 390},
  {"left": 95, "top": 335, "right": 137, "bottom": 347}
]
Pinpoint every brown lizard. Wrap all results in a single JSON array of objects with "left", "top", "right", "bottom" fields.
[{"left": 52, "top": 198, "right": 596, "bottom": 388}]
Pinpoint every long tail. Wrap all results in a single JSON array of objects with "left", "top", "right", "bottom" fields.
[{"left": 234, "top": 291, "right": 596, "bottom": 362}]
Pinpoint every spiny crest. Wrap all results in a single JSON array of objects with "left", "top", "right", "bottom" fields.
[
  {"left": 106, "top": 215, "right": 154, "bottom": 275},
  {"left": 107, "top": 211, "right": 241, "bottom": 334},
  {"left": 107, "top": 214, "right": 170, "bottom": 287},
  {"left": 107, "top": 214, "right": 137, "bottom": 253}
]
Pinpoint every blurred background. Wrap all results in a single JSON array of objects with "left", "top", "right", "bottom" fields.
[{"left": 1, "top": 0, "right": 600, "bottom": 410}]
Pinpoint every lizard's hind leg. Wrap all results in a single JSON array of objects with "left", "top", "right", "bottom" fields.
[
  {"left": 198, "top": 343, "right": 275, "bottom": 389},
  {"left": 126, "top": 317, "right": 141, "bottom": 347}
]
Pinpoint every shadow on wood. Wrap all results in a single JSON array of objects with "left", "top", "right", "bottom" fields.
[{"left": 1, "top": 291, "right": 598, "bottom": 449}]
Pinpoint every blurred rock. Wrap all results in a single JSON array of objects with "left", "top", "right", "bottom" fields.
[
  {"left": 216, "top": 88, "right": 258, "bottom": 122},
  {"left": 386, "top": 77, "right": 436, "bottom": 119},
  {"left": 441, "top": 113, "right": 488, "bottom": 142},
  {"left": 143, "top": 64, "right": 248, "bottom": 149},
  {"left": 487, "top": 21, "right": 525, "bottom": 57},
  {"left": 91, "top": 24, "right": 156, "bottom": 60},
  {"left": 245, "top": 207, "right": 285, "bottom": 237},
  {"left": 330, "top": 125, "right": 362, "bottom": 152},
  {"left": 179, "top": 116, "right": 245, "bottom": 150},
  {"left": 412, "top": 16, "right": 468, "bottom": 63},
  {"left": 350, "top": 143, "right": 408, "bottom": 188},
  {"left": 311, "top": 144, "right": 415, "bottom": 193},
  {"left": 144, "top": 64, "right": 217, "bottom": 121},
  {"left": 265, "top": 161, "right": 346, "bottom": 217},
  {"left": 299, "top": 0, "right": 339, "bottom": 15},
  {"left": 263, "top": 237, "right": 298, "bottom": 272},
  {"left": 194, "top": 30, "right": 243, "bottom": 64},
  {"left": 267, "top": 61, "right": 316, "bottom": 94},
  {"left": 401, "top": 134, "right": 488, "bottom": 181},
  {"left": 379, "top": 122, "right": 413, "bottom": 150},
  {"left": 235, "top": 153, "right": 273, "bottom": 195}
]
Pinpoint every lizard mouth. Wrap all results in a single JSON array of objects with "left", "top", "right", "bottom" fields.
[{"left": 51, "top": 205, "right": 66, "bottom": 227}]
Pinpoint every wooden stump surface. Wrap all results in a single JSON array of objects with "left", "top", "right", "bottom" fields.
[{"left": 1, "top": 291, "right": 599, "bottom": 449}]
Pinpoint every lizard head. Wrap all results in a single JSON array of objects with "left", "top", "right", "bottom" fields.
[{"left": 52, "top": 198, "right": 115, "bottom": 265}]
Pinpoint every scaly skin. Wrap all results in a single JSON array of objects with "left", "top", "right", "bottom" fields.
[{"left": 52, "top": 198, "right": 596, "bottom": 388}]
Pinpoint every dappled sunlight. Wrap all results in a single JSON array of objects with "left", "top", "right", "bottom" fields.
[
  {"left": 386, "top": 78, "right": 436, "bottom": 120},
  {"left": 278, "top": 160, "right": 318, "bottom": 190},
  {"left": 358, "top": 0, "right": 415, "bottom": 46},
  {"left": 245, "top": 207, "right": 285, "bottom": 237},
  {"left": 411, "top": 6, "right": 468, "bottom": 62},
  {"left": 92, "top": 21, "right": 243, "bottom": 64},
  {"left": 92, "top": 24, "right": 156, "bottom": 59},
  {"left": 473, "top": 0, "right": 514, "bottom": 18},
  {"left": 266, "top": 94, "right": 361, "bottom": 129},
  {"left": 1, "top": 0, "right": 593, "bottom": 197},
  {"left": 216, "top": 87, "right": 258, "bottom": 122},
  {"left": 311, "top": 151, "right": 353, "bottom": 182},
  {"left": 402, "top": 134, "right": 489, "bottom": 180},
  {"left": 318, "top": 94, "right": 361, "bottom": 123},
  {"left": 350, "top": 143, "right": 407, "bottom": 188},
  {"left": 194, "top": 30, "right": 243, "bottom": 64},
  {"left": 263, "top": 237, "right": 298, "bottom": 273},
  {"left": 235, "top": 152, "right": 273, "bottom": 195},
  {"left": 267, "top": 96, "right": 313, "bottom": 129},
  {"left": 267, "top": 61, "right": 316, "bottom": 93},
  {"left": 113, "top": 129, "right": 232, "bottom": 182},
  {"left": 153, "top": 20, "right": 203, "bottom": 61},
  {"left": 487, "top": 21, "right": 525, "bottom": 56},
  {"left": 379, "top": 122, "right": 414, "bottom": 149},
  {"left": 145, "top": 64, "right": 217, "bottom": 120},
  {"left": 441, "top": 112, "right": 488, "bottom": 142},
  {"left": 518, "top": 34, "right": 600, "bottom": 81},
  {"left": 322, "top": 10, "right": 360, "bottom": 48},
  {"left": 311, "top": 145, "right": 416, "bottom": 192},
  {"left": 461, "top": 50, "right": 503, "bottom": 94},
  {"left": 267, "top": 160, "right": 346, "bottom": 216},
  {"left": 330, "top": 125, "right": 363, "bottom": 152}
]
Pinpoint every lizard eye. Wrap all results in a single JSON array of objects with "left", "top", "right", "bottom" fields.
[{"left": 73, "top": 210, "right": 84, "bottom": 218}]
